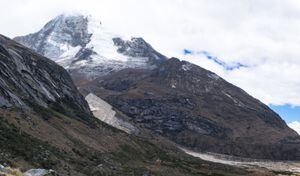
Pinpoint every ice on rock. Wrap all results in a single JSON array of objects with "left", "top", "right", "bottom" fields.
[{"left": 181, "top": 63, "right": 192, "bottom": 71}]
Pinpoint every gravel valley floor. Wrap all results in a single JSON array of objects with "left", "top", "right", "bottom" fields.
[{"left": 182, "top": 148, "right": 300, "bottom": 175}]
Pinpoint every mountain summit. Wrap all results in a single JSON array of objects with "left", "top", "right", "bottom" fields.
[{"left": 15, "top": 14, "right": 167, "bottom": 81}]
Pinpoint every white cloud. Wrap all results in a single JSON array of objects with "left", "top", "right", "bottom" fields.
[
  {"left": 288, "top": 121, "right": 300, "bottom": 135},
  {"left": 184, "top": 53, "right": 300, "bottom": 106},
  {"left": 1, "top": 0, "right": 300, "bottom": 106}
]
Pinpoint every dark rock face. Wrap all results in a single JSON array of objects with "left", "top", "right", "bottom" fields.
[
  {"left": 113, "top": 37, "right": 167, "bottom": 65},
  {"left": 0, "top": 35, "right": 91, "bottom": 117},
  {"left": 72, "top": 47, "right": 95, "bottom": 64},
  {"left": 83, "top": 58, "right": 300, "bottom": 160}
]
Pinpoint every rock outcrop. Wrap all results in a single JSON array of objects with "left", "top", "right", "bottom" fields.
[{"left": 0, "top": 34, "right": 91, "bottom": 118}]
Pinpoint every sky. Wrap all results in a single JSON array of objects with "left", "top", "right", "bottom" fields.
[{"left": 0, "top": 0, "right": 299, "bottom": 131}]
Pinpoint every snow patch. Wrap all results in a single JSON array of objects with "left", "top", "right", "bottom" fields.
[
  {"left": 223, "top": 91, "right": 246, "bottom": 107},
  {"left": 208, "top": 73, "right": 220, "bottom": 80},
  {"left": 181, "top": 63, "right": 192, "bottom": 71},
  {"left": 86, "top": 17, "right": 128, "bottom": 62},
  {"left": 171, "top": 83, "right": 176, "bottom": 88},
  {"left": 40, "top": 85, "right": 55, "bottom": 101},
  {"left": 60, "top": 45, "right": 81, "bottom": 59}
]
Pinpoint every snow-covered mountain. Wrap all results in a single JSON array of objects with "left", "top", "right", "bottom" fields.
[{"left": 14, "top": 14, "right": 167, "bottom": 80}]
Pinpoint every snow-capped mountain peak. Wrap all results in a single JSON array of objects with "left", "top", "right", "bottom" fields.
[
  {"left": 15, "top": 14, "right": 91, "bottom": 60},
  {"left": 14, "top": 14, "right": 167, "bottom": 79}
]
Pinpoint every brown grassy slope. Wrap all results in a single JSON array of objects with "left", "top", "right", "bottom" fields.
[{"left": 0, "top": 106, "right": 271, "bottom": 176}]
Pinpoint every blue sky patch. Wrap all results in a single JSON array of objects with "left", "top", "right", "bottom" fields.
[
  {"left": 183, "top": 49, "right": 193, "bottom": 55},
  {"left": 183, "top": 49, "right": 248, "bottom": 70},
  {"left": 269, "top": 105, "right": 300, "bottom": 123}
]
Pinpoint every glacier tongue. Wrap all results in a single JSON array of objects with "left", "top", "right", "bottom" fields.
[{"left": 85, "top": 93, "right": 137, "bottom": 134}]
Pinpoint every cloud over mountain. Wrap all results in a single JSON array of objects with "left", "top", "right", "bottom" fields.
[{"left": 289, "top": 121, "right": 300, "bottom": 135}]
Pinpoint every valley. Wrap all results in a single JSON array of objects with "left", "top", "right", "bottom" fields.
[{"left": 182, "top": 148, "right": 300, "bottom": 175}]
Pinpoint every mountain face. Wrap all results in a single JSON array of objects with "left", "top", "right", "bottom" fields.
[
  {"left": 14, "top": 14, "right": 167, "bottom": 82},
  {"left": 15, "top": 14, "right": 300, "bottom": 161},
  {"left": 1, "top": 34, "right": 259, "bottom": 176},
  {"left": 0, "top": 34, "right": 90, "bottom": 117},
  {"left": 82, "top": 58, "right": 300, "bottom": 160}
]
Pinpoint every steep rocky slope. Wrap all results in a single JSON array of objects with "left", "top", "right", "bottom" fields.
[
  {"left": 81, "top": 58, "right": 300, "bottom": 160},
  {"left": 0, "top": 34, "right": 91, "bottom": 118},
  {"left": 0, "top": 35, "right": 263, "bottom": 175}
]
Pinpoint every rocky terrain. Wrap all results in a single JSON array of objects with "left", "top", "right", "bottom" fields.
[
  {"left": 0, "top": 35, "right": 90, "bottom": 116},
  {"left": 0, "top": 165, "right": 55, "bottom": 176},
  {"left": 182, "top": 149, "right": 300, "bottom": 175},
  {"left": 13, "top": 13, "right": 300, "bottom": 172},
  {"left": 81, "top": 58, "right": 300, "bottom": 160},
  {"left": 1, "top": 34, "right": 272, "bottom": 175}
]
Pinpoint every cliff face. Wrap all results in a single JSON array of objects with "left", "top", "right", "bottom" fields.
[
  {"left": 0, "top": 34, "right": 91, "bottom": 118},
  {"left": 82, "top": 58, "right": 300, "bottom": 160}
]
